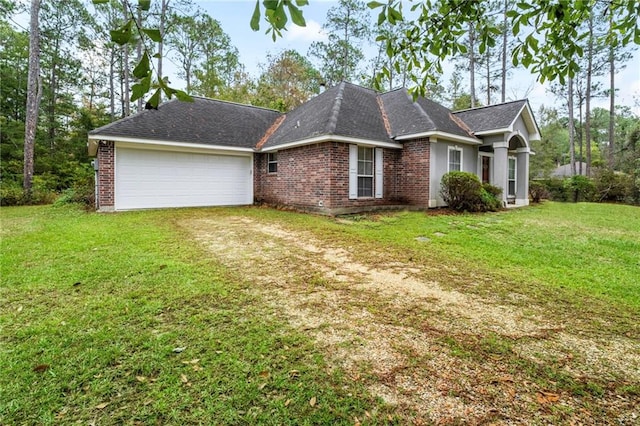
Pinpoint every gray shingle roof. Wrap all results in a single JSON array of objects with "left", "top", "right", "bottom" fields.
[
  {"left": 89, "top": 96, "right": 282, "bottom": 149},
  {"left": 261, "top": 82, "right": 392, "bottom": 149},
  {"left": 380, "top": 88, "right": 476, "bottom": 139},
  {"left": 452, "top": 100, "right": 527, "bottom": 133}
]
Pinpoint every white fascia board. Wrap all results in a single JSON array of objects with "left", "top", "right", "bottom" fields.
[
  {"left": 89, "top": 134, "right": 255, "bottom": 155},
  {"left": 395, "top": 131, "right": 481, "bottom": 146},
  {"left": 472, "top": 127, "right": 511, "bottom": 136},
  {"left": 261, "top": 135, "right": 403, "bottom": 152}
]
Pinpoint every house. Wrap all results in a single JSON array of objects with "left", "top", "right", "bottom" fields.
[
  {"left": 88, "top": 82, "right": 540, "bottom": 214},
  {"left": 551, "top": 162, "right": 588, "bottom": 178}
]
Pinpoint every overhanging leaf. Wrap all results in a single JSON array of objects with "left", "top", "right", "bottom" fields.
[
  {"left": 138, "top": 0, "right": 151, "bottom": 10},
  {"left": 133, "top": 53, "right": 150, "bottom": 79},
  {"left": 287, "top": 3, "right": 306, "bottom": 27},
  {"left": 110, "top": 20, "right": 133, "bottom": 45},
  {"left": 92, "top": 0, "right": 109, "bottom": 4},
  {"left": 146, "top": 88, "right": 162, "bottom": 109},
  {"left": 142, "top": 28, "right": 162, "bottom": 43},
  {"left": 250, "top": 0, "right": 261, "bottom": 31},
  {"left": 174, "top": 90, "right": 193, "bottom": 102}
]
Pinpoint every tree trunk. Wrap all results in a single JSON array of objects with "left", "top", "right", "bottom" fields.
[
  {"left": 122, "top": 1, "right": 130, "bottom": 116},
  {"left": 158, "top": 0, "right": 169, "bottom": 83},
  {"left": 469, "top": 22, "right": 476, "bottom": 108},
  {"left": 136, "top": 5, "right": 143, "bottom": 112},
  {"left": 486, "top": 53, "right": 491, "bottom": 105},
  {"left": 608, "top": 14, "right": 615, "bottom": 168},
  {"left": 578, "top": 101, "right": 583, "bottom": 175},
  {"left": 501, "top": 0, "right": 507, "bottom": 103},
  {"left": 110, "top": 46, "right": 115, "bottom": 121},
  {"left": 23, "top": 0, "right": 42, "bottom": 193},
  {"left": 585, "top": 13, "right": 593, "bottom": 177},
  {"left": 568, "top": 76, "right": 576, "bottom": 176}
]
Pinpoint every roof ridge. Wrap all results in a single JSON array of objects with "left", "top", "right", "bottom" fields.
[
  {"left": 453, "top": 99, "right": 527, "bottom": 114},
  {"left": 376, "top": 95, "right": 393, "bottom": 137},
  {"left": 408, "top": 90, "right": 437, "bottom": 130},
  {"left": 189, "top": 95, "right": 281, "bottom": 113},
  {"left": 256, "top": 115, "right": 286, "bottom": 150},
  {"left": 326, "top": 81, "right": 346, "bottom": 135}
]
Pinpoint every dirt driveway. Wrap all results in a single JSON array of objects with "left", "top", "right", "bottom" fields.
[{"left": 181, "top": 214, "right": 639, "bottom": 425}]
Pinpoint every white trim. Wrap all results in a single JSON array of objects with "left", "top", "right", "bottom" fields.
[
  {"left": 493, "top": 142, "right": 509, "bottom": 149},
  {"left": 428, "top": 199, "right": 438, "bottom": 208},
  {"left": 473, "top": 127, "right": 511, "bottom": 136},
  {"left": 516, "top": 147, "right": 530, "bottom": 153},
  {"left": 374, "top": 147, "right": 383, "bottom": 199},
  {"left": 508, "top": 156, "right": 517, "bottom": 197},
  {"left": 114, "top": 141, "right": 254, "bottom": 157},
  {"left": 91, "top": 135, "right": 255, "bottom": 154},
  {"left": 506, "top": 130, "right": 529, "bottom": 150},
  {"left": 448, "top": 146, "right": 463, "bottom": 172},
  {"left": 348, "top": 144, "right": 358, "bottom": 199},
  {"left": 395, "top": 130, "right": 481, "bottom": 145},
  {"left": 263, "top": 135, "right": 402, "bottom": 152}
]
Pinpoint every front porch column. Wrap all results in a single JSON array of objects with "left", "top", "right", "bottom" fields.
[
  {"left": 516, "top": 147, "right": 530, "bottom": 206},
  {"left": 493, "top": 142, "right": 508, "bottom": 204}
]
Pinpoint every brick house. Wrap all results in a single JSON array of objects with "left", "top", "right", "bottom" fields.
[{"left": 88, "top": 82, "right": 540, "bottom": 214}]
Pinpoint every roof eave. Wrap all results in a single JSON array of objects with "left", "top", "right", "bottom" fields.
[
  {"left": 394, "top": 131, "right": 482, "bottom": 145},
  {"left": 87, "top": 134, "right": 255, "bottom": 153},
  {"left": 261, "top": 134, "right": 402, "bottom": 152}
]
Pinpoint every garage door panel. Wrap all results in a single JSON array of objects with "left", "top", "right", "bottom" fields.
[{"left": 115, "top": 147, "right": 252, "bottom": 210}]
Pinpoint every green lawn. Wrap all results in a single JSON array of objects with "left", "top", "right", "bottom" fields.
[
  {"left": 1, "top": 202, "right": 638, "bottom": 424},
  {"left": 0, "top": 206, "right": 391, "bottom": 425}
]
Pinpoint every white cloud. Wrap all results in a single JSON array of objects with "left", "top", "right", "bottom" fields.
[{"left": 285, "top": 20, "right": 327, "bottom": 42}]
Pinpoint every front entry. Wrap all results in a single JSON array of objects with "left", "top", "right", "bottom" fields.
[{"left": 481, "top": 155, "right": 491, "bottom": 184}]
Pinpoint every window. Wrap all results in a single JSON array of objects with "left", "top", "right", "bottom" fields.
[
  {"left": 508, "top": 156, "right": 517, "bottom": 196},
  {"left": 267, "top": 152, "right": 277, "bottom": 173},
  {"left": 357, "top": 146, "right": 374, "bottom": 197},
  {"left": 448, "top": 147, "right": 462, "bottom": 172}
]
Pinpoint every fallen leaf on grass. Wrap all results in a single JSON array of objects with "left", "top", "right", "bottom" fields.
[
  {"left": 309, "top": 396, "right": 317, "bottom": 407},
  {"left": 259, "top": 383, "right": 267, "bottom": 390},
  {"left": 284, "top": 399, "right": 291, "bottom": 407},
  {"left": 173, "top": 347, "right": 186, "bottom": 353},
  {"left": 259, "top": 370, "right": 270, "bottom": 378},
  {"left": 33, "top": 364, "right": 50, "bottom": 373},
  {"left": 537, "top": 391, "right": 560, "bottom": 404},
  {"left": 180, "top": 374, "right": 189, "bottom": 384},
  {"left": 289, "top": 370, "right": 300, "bottom": 379},
  {"left": 135, "top": 376, "right": 146, "bottom": 382},
  {"left": 95, "top": 402, "right": 109, "bottom": 410}
]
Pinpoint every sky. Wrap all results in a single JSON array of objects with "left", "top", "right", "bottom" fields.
[{"left": 186, "top": 0, "right": 640, "bottom": 116}]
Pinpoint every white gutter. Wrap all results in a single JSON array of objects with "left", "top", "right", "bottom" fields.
[
  {"left": 88, "top": 134, "right": 255, "bottom": 156},
  {"left": 394, "top": 130, "right": 481, "bottom": 145},
  {"left": 261, "top": 134, "right": 403, "bottom": 152}
]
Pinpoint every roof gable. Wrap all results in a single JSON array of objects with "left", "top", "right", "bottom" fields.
[
  {"left": 262, "top": 82, "right": 391, "bottom": 149},
  {"left": 453, "top": 100, "right": 532, "bottom": 135},
  {"left": 89, "top": 97, "right": 282, "bottom": 149},
  {"left": 380, "top": 89, "right": 477, "bottom": 141}
]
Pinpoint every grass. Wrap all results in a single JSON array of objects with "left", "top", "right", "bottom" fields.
[
  {"left": 2, "top": 201, "right": 638, "bottom": 424},
  {"left": 0, "top": 205, "right": 392, "bottom": 425}
]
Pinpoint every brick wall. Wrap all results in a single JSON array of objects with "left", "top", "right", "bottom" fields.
[
  {"left": 255, "top": 139, "right": 431, "bottom": 213},
  {"left": 398, "top": 138, "right": 430, "bottom": 207},
  {"left": 97, "top": 141, "right": 115, "bottom": 210}
]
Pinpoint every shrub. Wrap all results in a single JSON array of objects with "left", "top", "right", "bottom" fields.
[
  {"left": 54, "top": 169, "right": 95, "bottom": 209},
  {"left": 0, "top": 180, "right": 57, "bottom": 206},
  {"left": 563, "top": 175, "right": 595, "bottom": 202},
  {"left": 541, "top": 178, "right": 568, "bottom": 201},
  {"left": 593, "top": 169, "right": 633, "bottom": 203},
  {"left": 529, "top": 181, "right": 548, "bottom": 203},
  {"left": 481, "top": 183, "right": 503, "bottom": 211},
  {"left": 440, "top": 172, "right": 502, "bottom": 212}
]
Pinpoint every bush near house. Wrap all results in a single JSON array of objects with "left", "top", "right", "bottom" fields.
[
  {"left": 528, "top": 181, "right": 548, "bottom": 203},
  {"left": 440, "top": 172, "right": 502, "bottom": 212}
]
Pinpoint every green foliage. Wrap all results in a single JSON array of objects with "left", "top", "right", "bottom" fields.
[
  {"left": 369, "top": 0, "right": 640, "bottom": 96},
  {"left": 592, "top": 169, "right": 632, "bottom": 203},
  {"left": 563, "top": 175, "right": 596, "bottom": 203},
  {"left": 440, "top": 171, "right": 502, "bottom": 212},
  {"left": 251, "top": 0, "right": 309, "bottom": 41},
  {"left": 0, "top": 180, "right": 57, "bottom": 206},
  {"left": 528, "top": 181, "right": 548, "bottom": 203}
]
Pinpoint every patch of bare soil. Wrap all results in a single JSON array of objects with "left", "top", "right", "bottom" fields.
[{"left": 180, "top": 216, "right": 639, "bottom": 425}]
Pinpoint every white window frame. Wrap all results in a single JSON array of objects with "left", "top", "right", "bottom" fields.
[
  {"left": 357, "top": 146, "right": 374, "bottom": 198},
  {"left": 348, "top": 145, "right": 383, "bottom": 200},
  {"left": 448, "top": 146, "right": 463, "bottom": 172},
  {"left": 267, "top": 152, "right": 277, "bottom": 173},
  {"left": 508, "top": 156, "right": 517, "bottom": 197}
]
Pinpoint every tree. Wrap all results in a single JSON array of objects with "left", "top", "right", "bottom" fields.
[
  {"left": 309, "top": 0, "right": 371, "bottom": 86},
  {"left": 370, "top": 0, "right": 640, "bottom": 97},
  {"left": 23, "top": 0, "right": 42, "bottom": 193},
  {"left": 254, "top": 49, "right": 322, "bottom": 112}
]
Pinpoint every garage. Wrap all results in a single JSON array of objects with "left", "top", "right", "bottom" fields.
[{"left": 114, "top": 146, "right": 253, "bottom": 210}]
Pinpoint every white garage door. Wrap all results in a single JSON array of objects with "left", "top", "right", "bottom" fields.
[{"left": 115, "top": 147, "right": 253, "bottom": 210}]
